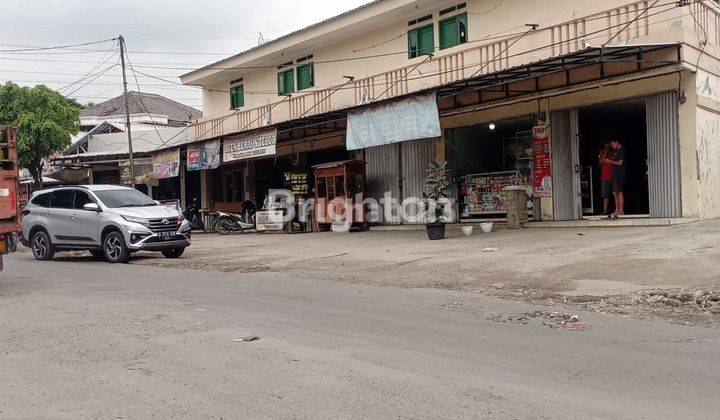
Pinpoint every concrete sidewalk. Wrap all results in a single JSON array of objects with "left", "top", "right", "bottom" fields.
[{"left": 130, "top": 220, "right": 720, "bottom": 326}]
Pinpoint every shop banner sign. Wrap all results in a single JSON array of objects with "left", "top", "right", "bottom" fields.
[
  {"left": 152, "top": 148, "right": 180, "bottom": 180},
  {"left": 346, "top": 93, "right": 441, "bottom": 151},
  {"left": 187, "top": 139, "right": 221, "bottom": 171},
  {"left": 255, "top": 210, "right": 285, "bottom": 231},
  {"left": 532, "top": 125, "right": 552, "bottom": 198},
  {"left": 223, "top": 129, "right": 277, "bottom": 163}
]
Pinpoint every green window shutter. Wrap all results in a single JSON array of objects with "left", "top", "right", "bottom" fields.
[
  {"left": 285, "top": 70, "right": 295, "bottom": 93},
  {"left": 440, "top": 13, "right": 468, "bottom": 49},
  {"left": 408, "top": 29, "right": 419, "bottom": 58},
  {"left": 297, "top": 63, "right": 314, "bottom": 91},
  {"left": 458, "top": 13, "right": 468, "bottom": 44},
  {"left": 230, "top": 85, "right": 244, "bottom": 109},
  {"left": 278, "top": 69, "right": 295, "bottom": 95},
  {"left": 408, "top": 25, "right": 434, "bottom": 59},
  {"left": 418, "top": 25, "right": 434, "bottom": 56}
]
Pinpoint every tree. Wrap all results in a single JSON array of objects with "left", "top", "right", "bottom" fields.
[{"left": 0, "top": 82, "right": 80, "bottom": 188}]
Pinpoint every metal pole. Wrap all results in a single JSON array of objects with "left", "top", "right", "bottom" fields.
[{"left": 118, "top": 36, "right": 136, "bottom": 188}]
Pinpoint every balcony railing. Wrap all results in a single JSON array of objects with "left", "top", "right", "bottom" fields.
[{"left": 189, "top": 0, "right": 701, "bottom": 143}]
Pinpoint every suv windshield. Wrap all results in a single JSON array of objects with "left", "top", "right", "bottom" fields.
[{"left": 94, "top": 189, "right": 157, "bottom": 208}]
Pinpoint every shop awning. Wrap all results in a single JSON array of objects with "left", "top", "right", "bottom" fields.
[
  {"left": 346, "top": 93, "right": 441, "bottom": 150},
  {"left": 273, "top": 43, "right": 681, "bottom": 144},
  {"left": 435, "top": 43, "right": 682, "bottom": 106}
]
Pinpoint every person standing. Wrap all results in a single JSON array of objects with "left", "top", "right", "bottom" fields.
[
  {"left": 605, "top": 139, "right": 627, "bottom": 219},
  {"left": 598, "top": 141, "right": 615, "bottom": 215}
]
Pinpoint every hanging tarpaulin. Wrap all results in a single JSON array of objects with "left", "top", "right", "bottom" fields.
[
  {"left": 152, "top": 148, "right": 180, "bottom": 179},
  {"left": 346, "top": 93, "right": 441, "bottom": 151},
  {"left": 187, "top": 139, "right": 221, "bottom": 171},
  {"left": 223, "top": 129, "right": 277, "bottom": 163}
]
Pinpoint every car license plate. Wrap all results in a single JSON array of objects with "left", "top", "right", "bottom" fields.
[{"left": 158, "top": 231, "right": 176, "bottom": 240}]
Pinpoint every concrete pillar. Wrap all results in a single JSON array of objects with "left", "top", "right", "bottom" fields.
[
  {"left": 179, "top": 164, "right": 186, "bottom": 209},
  {"left": 200, "top": 170, "right": 209, "bottom": 209},
  {"left": 503, "top": 186, "right": 528, "bottom": 229}
]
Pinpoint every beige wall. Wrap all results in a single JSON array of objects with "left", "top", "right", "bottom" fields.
[
  {"left": 194, "top": 0, "right": 691, "bottom": 121},
  {"left": 696, "top": 69, "right": 720, "bottom": 218}
]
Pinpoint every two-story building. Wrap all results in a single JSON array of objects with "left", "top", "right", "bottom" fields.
[{"left": 178, "top": 0, "right": 720, "bottom": 223}]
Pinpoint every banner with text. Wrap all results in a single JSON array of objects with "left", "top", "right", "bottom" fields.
[
  {"left": 223, "top": 129, "right": 277, "bottom": 163},
  {"left": 532, "top": 125, "right": 552, "bottom": 198},
  {"left": 187, "top": 139, "right": 221, "bottom": 171},
  {"left": 152, "top": 148, "right": 180, "bottom": 180}
]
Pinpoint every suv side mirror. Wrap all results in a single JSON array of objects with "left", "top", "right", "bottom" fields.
[{"left": 83, "top": 203, "right": 101, "bottom": 212}]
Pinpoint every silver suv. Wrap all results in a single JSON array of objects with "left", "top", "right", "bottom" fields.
[{"left": 21, "top": 185, "right": 191, "bottom": 263}]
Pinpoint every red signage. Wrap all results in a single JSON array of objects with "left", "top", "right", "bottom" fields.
[{"left": 532, "top": 125, "right": 552, "bottom": 198}]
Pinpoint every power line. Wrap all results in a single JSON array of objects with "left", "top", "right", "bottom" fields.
[
  {"left": 0, "top": 1, "right": 681, "bottom": 73},
  {"left": 64, "top": 63, "right": 119, "bottom": 98},
  {"left": 0, "top": 38, "right": 117, "bottom": 53},
  {"left": 58, "top": 45, "right": 119, "bottom": 92}
]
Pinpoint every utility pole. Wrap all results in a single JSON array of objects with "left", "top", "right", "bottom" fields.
[{"left": 118, "top": 35, "right": 136, "bottom": 188}]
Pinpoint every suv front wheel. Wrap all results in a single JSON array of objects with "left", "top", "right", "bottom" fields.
[
  {"left": 103, "top": 231, "right": 130, "bottom": 264},
  {"left": 31, "top": 230, "right": 55, "bottom": 261}
]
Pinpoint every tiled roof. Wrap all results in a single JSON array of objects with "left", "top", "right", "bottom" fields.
[{"left": 81, "top": 92, "right": 202, "bottom": 122}]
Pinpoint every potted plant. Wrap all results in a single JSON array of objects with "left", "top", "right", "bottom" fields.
[{"left": 424, "top": 160, "right": 451, "bottom": 240}]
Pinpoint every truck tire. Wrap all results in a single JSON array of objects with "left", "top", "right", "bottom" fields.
[
  {"left": 103, "top": 231, "right": 130, "bottom": 264},
  {"left": 31, "top": 230, "right": 55, "bottom": 261}
]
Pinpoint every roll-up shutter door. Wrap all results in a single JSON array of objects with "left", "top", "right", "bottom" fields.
[
  {"left": 646, "top": 92, "right": 682, "bottom": 218},
  {"left": 365, "top": 143, "right": 401, "bottom": 224},
  {"left": 401, "top": 139, "right": 436, "bottom": 224},
  {"left": 551, "top": 110, "right": 580, "bottom": 221}
]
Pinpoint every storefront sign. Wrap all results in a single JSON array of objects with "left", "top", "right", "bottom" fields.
[
  {"left": 119, "top": 160, "right": 153, "bottom": 185},
  {"left": 223, "top": 129, "right": 277, "bottom": 162},
  {"left": 532, "top": 125, "right": 552, "bottom": 198},
  {"left": 152, "top": 148, "right": 180, "bottom": 179},
  {"left": 462, "top": 171, "right": 520, "bottom": 215},
  {"left": 255, "top": 209, "right": 285, "bottom": 231},
  {"left": 187, "top": 139, "right": 221, "bottom": 171},
  {"left": 346, "top": 93, "right": 441, "bottom": 150}
]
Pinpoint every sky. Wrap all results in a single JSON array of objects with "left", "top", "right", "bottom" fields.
[{"left": 0, "top": 0, "right": 372, "bottom": 112}]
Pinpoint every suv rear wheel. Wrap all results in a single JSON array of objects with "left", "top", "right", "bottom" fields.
[
  {"left": 31, "top": 230, "right": 54, "bottom": 261},
  {"left": 161, "top": 247, "right": 185, "bottom": 259},
  {"left": 103, "top": 231, "right": 130, "bottom": 264}
]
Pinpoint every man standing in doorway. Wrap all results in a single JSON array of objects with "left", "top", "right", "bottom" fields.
[
  {"left": 605, "top": 139, "right": 627, "bottom": 219},
  {"left": 598, "top": 141, "right": 615, "bottom": 215}
]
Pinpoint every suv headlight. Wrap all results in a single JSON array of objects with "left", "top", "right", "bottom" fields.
[{"left": 121, "top": 215, "right": 150, "bottom": 226}]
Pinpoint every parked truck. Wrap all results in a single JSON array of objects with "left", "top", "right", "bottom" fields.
[{"left": 0, "top": 126, "right": 20, "bottom": 270}]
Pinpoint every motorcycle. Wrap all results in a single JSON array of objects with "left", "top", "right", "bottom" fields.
[
  {"left": 213, "top": 201, "right": 257, "bottom": 235},
  {"left": 183, "top": 197, "right": 205, "bottom": 231}
]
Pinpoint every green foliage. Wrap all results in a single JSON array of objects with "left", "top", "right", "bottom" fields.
[
  {"left": 424, "top": 160, "right": 451, "bottom": 223},
  {"left": 0, "top": 82, "right": 80, "bottom": 186}
]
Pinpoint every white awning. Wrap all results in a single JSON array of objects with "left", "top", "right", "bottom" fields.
[{"left": 346, "top": 93, "right": 441, "bottom": 151}]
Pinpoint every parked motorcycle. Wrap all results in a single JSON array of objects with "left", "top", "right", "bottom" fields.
[
  {"left": 213, "top": 201, "right": 257, "bottom": 235},
  {"left": 184, "top": 197, "right": 205, "bottom": 231}
]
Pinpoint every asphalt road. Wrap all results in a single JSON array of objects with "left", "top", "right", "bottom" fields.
[{"left": 1, "top": 252, "right": 719, "bottom": 419}]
